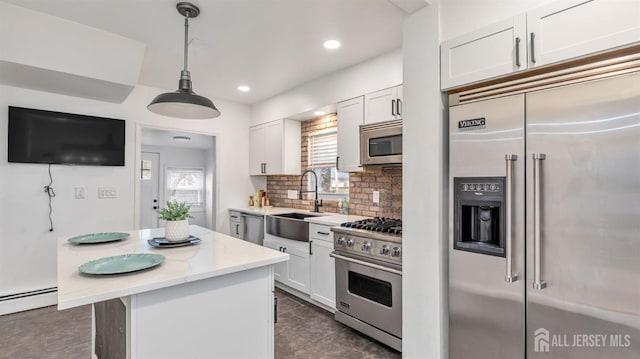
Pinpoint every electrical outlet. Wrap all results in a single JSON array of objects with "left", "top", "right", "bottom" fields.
[
  {"left": 74, "top": 187, "right": 85, "bottom": 199},
  {"left": 98, "top": 187, "right": 117, "bottom": 199},
  {"left": 373, "top": 190, "right": 380, "bottom": 204},
  {"left": 288, "top": 190, "right": 298, "bottom": 199}
]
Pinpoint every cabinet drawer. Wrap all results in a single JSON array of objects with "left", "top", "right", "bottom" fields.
[
  {"left": 229, "top": 211, "right": 242, "bottom": 223},
  {"left": 309, "top": 223, "right": 334, "bottom": 242}
]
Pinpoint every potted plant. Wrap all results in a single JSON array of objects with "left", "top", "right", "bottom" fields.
[{"left": 159, "top": 200, "right": 192, "bottom": 241}]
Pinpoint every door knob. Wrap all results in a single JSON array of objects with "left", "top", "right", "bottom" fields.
[
  {"left": 153, "top": 206, "right": 158, "bottom": 210},
  {"left": 153, "top": 199, "right": 158, "bottom": 203}
]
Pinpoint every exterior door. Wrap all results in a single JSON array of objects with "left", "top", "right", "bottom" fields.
[
  {"left": 449, "top": 94, "right": 526, "bottom": 359},
  {"left": 140, "top": 152, "right": 160, "bottom": 229},
  {"left": 525, "top": 73, "right": 640, "bottom": 358}
]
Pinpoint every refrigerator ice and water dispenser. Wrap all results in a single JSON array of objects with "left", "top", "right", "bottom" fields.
[{"left": 453, "top": 177, "right": 505, "bottom": 257}]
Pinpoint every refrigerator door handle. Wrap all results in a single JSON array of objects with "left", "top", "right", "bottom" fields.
[
  {"left": 505, "top": 154, "right": 519, "bottom": 283},
  {"left": 532, "top": 153, "right": 547, "bottom": 290}
]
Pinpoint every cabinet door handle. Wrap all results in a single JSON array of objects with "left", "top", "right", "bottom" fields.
[
  {"left": 396, "top": 98, "right": 402, "bottom": 116},
  {"left": 263, "top": 163, "right": 267, "bottom": 174},
  {"left": 515, "top": 37, "right": 521, "bottom": 67},
  {"left": 391, "top": 99, "right": 396, "bottom": 116},
  {"left": 282, "top": 247, "right": 287, "bottom": 253},
  {"left": 317, "top": 231, "right": 330, "bottom": 235},
  {"left": 309, "top": 241, "right": 313, "bottom": 255},
  {"left": 279, "top": 246, "right": 283, "bottom": 252},
  {"left": 336, "top": 156, "right": 340, "bottom": 171},
  {"left": 274, "top": 296, "right": 278, "bottom": 324},
  {"left": 235, "top": 224, "right": 239, "bottom": 236},
  {"left": 530, "top": 32, "right": 536, "bottom": 64}
]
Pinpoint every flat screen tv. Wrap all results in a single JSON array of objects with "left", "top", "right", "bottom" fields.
[{"left": 8, "top": 106, "right": 125, "bottom": 166}]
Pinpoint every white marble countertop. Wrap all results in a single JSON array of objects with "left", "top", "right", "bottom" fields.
[
  {"left": 57, "top": 225, "right": 288, "bottom": 310},
  {"left": 228, "top": 207, "right": 369, "bottom": 226},
  {"left": 228, "top": 206, "right": 302, "bottom": 216}
]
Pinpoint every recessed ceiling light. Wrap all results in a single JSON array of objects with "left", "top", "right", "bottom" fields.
[
  {"left": 173, "top": 135, "right": 191, "bottom": 141},
  {"left": 323, "top": 40, "right": 341, "bottom": 50},
  {"left": 314, "top": 111, "right": 326, "bottom": 116},
  {"left": 237, "top": 85, "right": 250, "bottom": 92}
]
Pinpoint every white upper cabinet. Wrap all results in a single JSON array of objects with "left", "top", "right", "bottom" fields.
[
  {"left": 526, "top": 0, "right": 640, "bottom": 68},
  {"left": 364, "top": 85, "right": 403, "bottom": 124},
  {"left": 441, "top": 15, "right": 527, "bottom": 90},
  {"left": 337, "top": 96, "right": 364, "bottom": 173},
  {"left": 441, "top": 0, "right": 640, "bottom": 90},
  {"left": 249, "top": 119, "right": 301, "bottom": 176}
]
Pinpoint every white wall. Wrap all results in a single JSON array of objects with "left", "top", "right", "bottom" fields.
[
  {"left": 141, "top": 145, "right": 210, "bottom": 228},
  {"left": 439, "top": 0, "right": 552, "bottom": 41},
  {"left": 0, "top": 84, "right": 253, "bottom": 302},
  {"left": 402, "top": 1, "right": 447, "bottom": 358},
  {"left": 251, "top": 49, "right": 403, "bottom": 125}
]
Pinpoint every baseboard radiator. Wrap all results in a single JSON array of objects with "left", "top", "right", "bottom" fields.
[{"left": 0, "top": 287, "right": 58, "bottom": 315}]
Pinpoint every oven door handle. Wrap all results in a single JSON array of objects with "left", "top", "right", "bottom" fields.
[{"left": 330, "top": 252, "right": 402, "bottom": 276}]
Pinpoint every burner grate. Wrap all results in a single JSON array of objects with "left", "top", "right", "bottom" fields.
[{"left": 341, "top": 217, "right": 402, "bottom": 235}]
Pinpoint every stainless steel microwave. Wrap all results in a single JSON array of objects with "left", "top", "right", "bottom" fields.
[{"left": 360, "top": 119, "right": 402, "bottom": 166}]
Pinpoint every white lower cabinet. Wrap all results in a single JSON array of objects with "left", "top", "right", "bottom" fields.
[
  {"left": 310, "top": 237, "right": 335, "bottom": 309},
  {"left": 264, "top": 234, "right": 310, "bottom": 294},
  {"left": 309, "top": 223, "right": 335, "bottom": 310},
  {"left": 264, "top": 224, "right": 336, "bottom": 311}
]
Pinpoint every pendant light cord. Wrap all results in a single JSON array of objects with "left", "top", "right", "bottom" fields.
[
  {"left": 44, "top": 163, "right": 56, "bottom": 232},
  {"left": 183, "top": 16, "right": 189, "bottom": 72}
]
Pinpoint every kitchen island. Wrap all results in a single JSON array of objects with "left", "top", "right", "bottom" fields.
[{"left": 57, "top": 225, "right": 288, "bottom": 359}]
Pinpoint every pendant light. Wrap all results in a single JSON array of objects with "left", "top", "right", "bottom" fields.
[{"left": 148, "top": 2, "right": 220, "bottom": 119}]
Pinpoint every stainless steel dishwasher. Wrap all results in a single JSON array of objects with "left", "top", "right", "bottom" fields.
[{"left": 228, "top": 210, "right": 264, "bottom": 246}]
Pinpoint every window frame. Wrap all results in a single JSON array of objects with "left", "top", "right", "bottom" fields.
[
  {"left": 164, "top": 166, "right": 206, "bottom": 212},
  {"left": 306, "top": 129, "right": 348, "bottom": 199}
]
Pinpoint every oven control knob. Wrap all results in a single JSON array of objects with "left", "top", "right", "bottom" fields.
[
  {"left": 361, "top": 241, "right": 371, "bottom": 251},
  {"left": 337, "top": 237, "right": 346, "bottom": 246},
  {"left": 380, "top": 245, "right": 390, "bottom": 255},
  {"left": 346, "top": 239, "right": 355, "bottom": 248},
  {"left": 391, "top": 246, "right": 402, "bottom": 257}
]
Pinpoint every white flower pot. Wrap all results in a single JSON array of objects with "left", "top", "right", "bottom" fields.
[{"left": 165, "top": 219, "right": 190, "bottom": 241}]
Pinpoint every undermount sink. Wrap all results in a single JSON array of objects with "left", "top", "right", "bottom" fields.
[{"left": 266, "top": 212, "right": 327, "bottom": 242}]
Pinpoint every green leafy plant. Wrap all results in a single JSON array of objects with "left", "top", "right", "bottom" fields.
[{"left": 158, "top": 200, "right": 192, "bottom": 221}]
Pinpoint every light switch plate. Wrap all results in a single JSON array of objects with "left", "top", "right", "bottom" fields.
[
  {"left": 373, "top": 190, "right": 380, "bottom": 204},
  {"left": 98, "top": 187, "right": 117, "bottom": 199},
  {"left": 74, "top": 187, "right": 85, "bottom": 199},
  {"left": 288, "top": 190, "right": 298, "bottom": 199}
]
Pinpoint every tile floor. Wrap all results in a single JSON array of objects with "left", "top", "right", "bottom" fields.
[
  {"left": 0, "top": 304, "right": 91, "bottom": 359},
  {"left": 0, "top": 289, "right": 401, "bottom": 359},
  {"left": 275, "top": 288, "right": 401, "bottom": 359}
]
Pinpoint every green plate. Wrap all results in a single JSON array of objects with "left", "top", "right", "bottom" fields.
[
  {"left": 79, "top": 253, "right": 165, "bottom": 275},
  {"left": 68, "top": 232, "right": 130, "bottom": 245}
]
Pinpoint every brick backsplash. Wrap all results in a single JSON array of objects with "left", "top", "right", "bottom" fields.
[{"left": 265, "top": 115, "right": 402, "bottom": 219}]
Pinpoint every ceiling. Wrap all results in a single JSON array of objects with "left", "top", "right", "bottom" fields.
[
  {"left": 4, "top": 0, "right": 405, "bottom": 105},
  {"left": 142, "top": 128, "right": 214, "bottom": 149}
]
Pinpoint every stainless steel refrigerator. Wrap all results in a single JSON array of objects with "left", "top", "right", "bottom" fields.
[{"left": 448, "top": 71, "right": 640, "bottom": 358}]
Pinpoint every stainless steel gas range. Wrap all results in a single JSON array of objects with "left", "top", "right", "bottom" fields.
[{"left": 330, "top": 218, "right": 402, "bottom": 352}]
